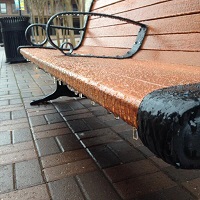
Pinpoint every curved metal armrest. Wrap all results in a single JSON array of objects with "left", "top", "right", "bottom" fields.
[
  {"left": 46, "top": 11, "right": 147, "bottom": 59},
  {"left": 25, "top": 11, "right": 148, "bottom": 59},
  {"left": 25, "top": 23, "right": 48, "bottom": 47}
]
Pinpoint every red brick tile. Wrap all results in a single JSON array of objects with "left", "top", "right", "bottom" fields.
[
  {"left": 53, "top": 102, "right": 72, "bottom": 112},
  {"left": 0, "top": 100, "right": 9, "bottom": 106},
  {"left": 0, "top": 119, "right": 29, "bottom": 132},
  {"left": 114, "top": 172, "right": 176, "bottom": 199},
  {"left": 12, "top": 128, "right": 32, "bottom": 143},
  {"left": 56, "top": 134, "right": 82, "bottom": 151},
  {"left": 26, "top": 104, "right": 55, "bottom": 113},
  {"left": 150, "top": 156, "right": 171, "bottom": 169},
  {"left": 0, "top": 141, "right": 34, "bottom": 155},
  {"left": 35, "top": 137, "right": 61, "bottom": 157},
  {"left": 62, "top": 108, "right": 90, "bottom": 117},
  {"left": 77, "top": 128, "right": 115, "bottom": 139},
  {"left": 41, "top": 149, "right": 89, "bottom": 168},
  {"left": 111, "top": 123, "right": 132, "bottom": 133},
  {"left": 67, "top": 101, "right": 85, "bottom": 110},
  {"left": 0, "top": 94, "right": 20, "bottom": 100},
  {"left": 45, "top": 113, "right": 64, "bottom": 124},
  {"left": 0, "top": 122, "right": 30, "bottom": 132},
  {"left": 118, "top": 130, "right": 144, "bottom": 148},
  {"left": 163, "top": 166, "right": 200, "bottom": 183},
  {"left": 15, "top": 159, "right": 43, "bottom": 189},
  {"left": 44, "top": 158, "right": 97, "bottom": 182},
  {"left": 0, "top": 164, "right": 13, "bottom": 194},
  {"left": 67, "top": 119, "right": 90, "bottom": 133},
  {"left": 108, "top": 141, "right": 145, "bottom": 163},
  {"left": 0, "top": 131, "right": 11, "bottom": 146},
  {"left": 11, "top": 110, "right": 27, "bottom": 119},
  {"left": 34, "top": 127, "right": 71, "bottom": 139},
  {"left": 136, "top": 186, "right": 194, "bottom": 200},
  {"left": 89, "top": 145, "right": 121, "bottom": 168},
  {"left": 64, "top": 112, "right": 94, "bottom": 121},
  {"left": 29, "top": 115, "right": 47, "bottom": 127},
  {"left": 0, "top": 149, "right": 37, "bottom": 165},
  {"left": 89, "top": 106, "right": 108, "bottom": 116},
  {"left": 77, "top": 171, "right": 121, "bottom": 200},
  {"left": 10, "top": 98, "right": 23, "bottom": 105},
  {"left": 81, "top": 134, "right": 122, "bottom": 147},
  {"left": 182, "top": 178, "right": 200, "bottom": 198},
  {"left": 28, "top": 109, "right": 57, "bottom": 117},
  {"left": 104, "top": 159, "right": 159, "bottom": 183},
  {"left": 32, "top": 122, "right": 67, "bottom": 133},
  {"left": 84, "top": 117, "right": 108, "bottom": 130},
  {"left": 48, "top": 177, "right": 85, "bottom": 200},
  {"left": 0, "top": 118, "right": 28, "bottom": 126},
  {"left": 1, "top": 104, "right": 24, "bottom": 112},
  {"left": 0, "top": 184, "right": 50, "bottom": 200},
  {"left": 0, "top": 111, "right": 11, "bottom": 121}
]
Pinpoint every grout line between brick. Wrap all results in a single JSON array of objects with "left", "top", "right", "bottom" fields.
[{"left": 12, "top": 163, "right": 16, "bottom": 190}]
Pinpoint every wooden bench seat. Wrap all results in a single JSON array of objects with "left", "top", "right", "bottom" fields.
[
  {"left": 20, "top": 47, "right": 200, "bottom": 127},
  {"left": 19, "top": 0, "right": 200, "bottom": 169}
]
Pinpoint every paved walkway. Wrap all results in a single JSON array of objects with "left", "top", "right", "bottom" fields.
[{"left": 0, "top": 47, "right": 200, "bottom": 200}]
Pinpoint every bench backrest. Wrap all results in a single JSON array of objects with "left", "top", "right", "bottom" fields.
[{"left": 80, "top": 0, "right": 200, "bottom": 67}]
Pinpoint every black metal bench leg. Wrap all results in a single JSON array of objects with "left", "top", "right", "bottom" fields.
[{"left": 30, "top": 81, "right": 79, "bottom": 105}]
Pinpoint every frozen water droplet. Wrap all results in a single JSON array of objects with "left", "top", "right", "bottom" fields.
[
  {"left": 183, "top": 91, "right": 189, "bottom": 96},
  {"left": 176, "top": 162, "right": 180, "bottom": 167},
  {"left": 114, "top": 116, "right": 120, "bottom": 120},
  {"left": 107, "top": 110, "right": 112, "bottom": 114},
  {"left": 133, "top": 127, "right": 138, "bottom": 140},
  {"left": 75, "top": 91, "right": 78, "bottom": 95},
  {"left": 91, "top": 101, "right": 95, "bottom": 106},
  {"left": 53, "top": 77, "right": 56, "bottom": 83},
  {"left": 190, "top": 120, "right": 197, "bottom": 128}
]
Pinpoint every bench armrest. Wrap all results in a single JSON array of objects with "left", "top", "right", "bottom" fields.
[
  {"left": 25, "top": 24, "right": 47, "bottom": 47},
  {"left": 24, "top": 11, "right": 148, "bottom": 59}
]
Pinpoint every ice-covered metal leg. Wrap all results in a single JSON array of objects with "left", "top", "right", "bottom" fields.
[{"left": 30, "top": 81, "right": 79, "bottom": 105}]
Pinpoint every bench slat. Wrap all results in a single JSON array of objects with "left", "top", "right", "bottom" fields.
[
  {"left": 88, "top": 14, "right": 200, "bottom": 34},
  {"left": 77, "top": 46, "right": 200, "bottom": 67},
  {"left": 95, "top": 0, "right": 199, "bottom": 20},
  {"left": 83, "top": 33, "right": 200, "bottom": 51}
]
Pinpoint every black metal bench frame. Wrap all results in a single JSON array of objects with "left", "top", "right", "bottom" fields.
[{"left": 18, "top": 8, "right": 200, "bottom": 170}]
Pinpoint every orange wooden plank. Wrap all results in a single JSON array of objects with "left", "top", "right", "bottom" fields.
[
  {"left": 86, "top": 24, "right": 140, "bottom": 37},
  {"left": 94, "top": 0, "right": 171, "bottom": 13},
  {"left": 145, "top": 13, "right": 200, "bottom": 34},
  {"left": 77, "top": 46, "right": 200, "bottom": 67},
  {"left": 83, "top": 33, "right": 200, "bottom": 52},
  {"left": 135, "top": 50, "right": 200, "bottom": 67},
  {"left": 94, "top": 0, "right": 200, "bottom": 21},
  {"left": 88, "top": 14, "right": 200, "bottom": 35}
]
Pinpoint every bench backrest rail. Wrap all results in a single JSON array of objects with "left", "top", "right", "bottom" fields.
[
  {"left": 82, "top": 0, "right": 200, "bottom": 67},
  {"left": 45, "top": 11, "right": 147, "bottom": 59}
]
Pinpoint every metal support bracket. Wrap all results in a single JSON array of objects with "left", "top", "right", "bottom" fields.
[{"left": 30, "top": 81, "right": 79, "bottom": 105}]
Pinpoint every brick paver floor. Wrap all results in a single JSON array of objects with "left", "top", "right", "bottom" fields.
[{"left": 0, "top": 46, "right": 200, "bottom": 200}]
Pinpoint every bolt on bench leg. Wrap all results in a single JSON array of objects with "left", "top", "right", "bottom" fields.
[{"left": 30, "top": 81, "right": 79, "bottom": 105}]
